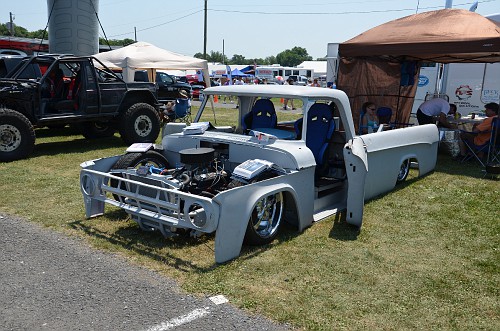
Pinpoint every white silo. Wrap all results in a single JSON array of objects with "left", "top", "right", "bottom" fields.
[{"left": 47, "top": 0, "right": 99, "bottom": 55}]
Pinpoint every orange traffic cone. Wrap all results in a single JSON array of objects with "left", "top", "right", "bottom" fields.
[
  {"left": 214, "top": 95, "right": 218, "bottom": 103},
  {"left": 280, "top": 98, "right": 284, "bottom": 103}
]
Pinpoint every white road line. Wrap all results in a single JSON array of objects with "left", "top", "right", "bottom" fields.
[{"left": 145, "top": 307, "right": 210, "bottom": 331}]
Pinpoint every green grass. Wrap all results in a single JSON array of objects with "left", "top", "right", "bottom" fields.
[{"left": 1, "top": 121, "right": 499, "bottom": 330}]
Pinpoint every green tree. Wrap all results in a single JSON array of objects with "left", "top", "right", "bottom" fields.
[
  {"left": 0, "top": 23, "right": 47, "bottom": 39},
  {"left": 229, "top": 54, "right": 246, "bottom": 65},
  {"left": 99, "top": 37, "right": 135, "bottom": 47},
  {"left": 276, "top": 47, "right": 312, "bottom": 67},
  {"left": 264, "top": 56, "right": 277, "bottom": 65},
  {"left": 194, "top": 51, "right": 228, "bottom": 64}
]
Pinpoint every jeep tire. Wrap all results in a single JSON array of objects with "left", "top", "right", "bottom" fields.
[
  {"left": 0, "top": 108, "right": 36, "bottom": 162},
  {"left": 119, "top": 103, "right": 160, "bottom": 145}
]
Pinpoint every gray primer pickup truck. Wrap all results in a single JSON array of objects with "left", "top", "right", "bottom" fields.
[{"left": 80, "top": 85, "right": 439, "bottom": 263}]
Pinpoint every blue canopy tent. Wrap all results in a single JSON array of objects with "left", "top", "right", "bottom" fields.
[{"left": 230, "top": 68, "right": 251, "bottom": 77}]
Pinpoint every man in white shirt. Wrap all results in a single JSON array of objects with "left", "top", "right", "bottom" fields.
[{"left": 417, "top": 98, "right": 456, "bottom": 128}]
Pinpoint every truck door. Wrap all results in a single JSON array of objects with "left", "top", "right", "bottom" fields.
[
  {"left": 79, "top": 61, "right": 99, "bottom": 114},
  {"left": 56, "top": 60, "right": 99, "bottom": 115},
  {"left": 98, "top": 67, "right": 127, "bottom": 114}
]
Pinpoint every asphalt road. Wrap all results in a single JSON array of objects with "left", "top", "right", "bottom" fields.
[{"left": 0, "top": 213, "right": 289, "bottom": 331}]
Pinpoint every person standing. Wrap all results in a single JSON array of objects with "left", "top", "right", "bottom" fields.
[
  {"left": 283, "top": 78, "right": 295, "bottom": 110},
  {"left": 311, "top": 78, "right": 321, "bottom": 87},
  {"left": 234, "top": 76, "right": 244, "bottom": 85},
  {"left": 416, "top": 98, "right": 456, "bottom": 128}
]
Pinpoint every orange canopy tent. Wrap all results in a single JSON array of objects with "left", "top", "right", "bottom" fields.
[{"left": 337, "top": 9, "right": 500, "bottom": 128}]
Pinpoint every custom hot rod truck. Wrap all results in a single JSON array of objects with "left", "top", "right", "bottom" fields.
[{"left": 80, "top": 85, "right": 439, "bottom": 263}]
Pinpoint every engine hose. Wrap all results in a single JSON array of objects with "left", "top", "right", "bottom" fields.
[
  {"left": 149, "top": 166, "right": 164, "bottom": 174},
  {"left": 179, "top": 173, "right": 191, "bottom": 186}
]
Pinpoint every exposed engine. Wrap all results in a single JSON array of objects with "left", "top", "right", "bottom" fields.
[
  {"left": 113, "top": 147, "right": 283, "bottom": 204},
  {"left": 161, "top": 147, "right": 230, "bottom": 197}
]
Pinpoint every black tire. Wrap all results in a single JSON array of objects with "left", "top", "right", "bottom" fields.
[
  {"left": 80, "top": 121, "right": 116, "bottom": 139},
  {"left": 396, "top": 159, "right": 410, "bottom": 183},
  {"left": 109, "top": 151, "right": 169, "bottom": 201},
  {"left": 0, "top": 108, "right": 35, "bottom": 162},
  {"left": 112, "top": 151, "right": 169, "bottom": 170},
  {"left": 244, "top": 191, "right": 284, "bottom": 246},
  {"left": 119, "top": 103, "right": 160, "bottom": 145}
]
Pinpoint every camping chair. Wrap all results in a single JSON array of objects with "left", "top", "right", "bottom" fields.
[
  {"left": 294, "top": 103, "right": 335, "bottom": 176},
  {"left": 358, "top": 110, "right": 371, "bottom": 134},
  {"left": 242, "top": 98, "right": 277, "bottom": 133},
  {"left": 461, "top": 117, "right": 500, "bottom": 167},
  {"left": 377, "top": 106, "right": 414, "bottom": 129},
  {"left": 166, "top": 98, "right": 191, "bottom": 124},
  {"left": 486, "top": 117, "right": 500, "bottom": 165}
]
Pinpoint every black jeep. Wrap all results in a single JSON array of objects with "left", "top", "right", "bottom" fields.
[
  {"left": 0, "top": 54, "right": 163, "bottom": 162},
  {"left": 134, "top": 70, "right": 192, "bottom": 102}
]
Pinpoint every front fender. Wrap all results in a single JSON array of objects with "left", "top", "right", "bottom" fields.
[{"left": 212, "top": 168, "right": 315, "bottom": 263}]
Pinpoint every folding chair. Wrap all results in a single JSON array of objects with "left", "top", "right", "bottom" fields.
[
  {"left": 486, "top": 117, "right": 500, "bottom": 164},
  {"left": 377, "top": 106, "right": 414, "bottom": 129},
  {"left": 461, "top": 117, "right": 499, "bottom": 167},
  {"left": 166, "top": 98, "right": 191, "bottom": 124}
]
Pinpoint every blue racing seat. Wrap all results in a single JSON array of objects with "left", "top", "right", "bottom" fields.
[
  {"left": 242, "top": 98, "right": 277, "bottom": 131},
  {"left": 295, "top": 103, "right": 335, "bottom": 167}
]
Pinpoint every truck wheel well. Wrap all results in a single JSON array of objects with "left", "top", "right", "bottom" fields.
[
  {"left": 120, "top": 92, "right": 156, "bottom": 112},
  {"left": 283, "top": 191, "right": 299, "bottom": 229}
]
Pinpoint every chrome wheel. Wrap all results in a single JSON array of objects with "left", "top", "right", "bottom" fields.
[
  {"left": 397, "top": 159, "right": 410, "bottom": 183},
  {"left": 245, "top": 191, "right": 284, "bottom": 245}
]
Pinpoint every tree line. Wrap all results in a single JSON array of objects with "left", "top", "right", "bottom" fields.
[{"left": 1, "top": 23, "right": 324, "bottom": 67}]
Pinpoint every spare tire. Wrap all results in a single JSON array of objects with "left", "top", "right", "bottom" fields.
[{"left": 109, "top": 151, "right": 169, "bottom": 201}]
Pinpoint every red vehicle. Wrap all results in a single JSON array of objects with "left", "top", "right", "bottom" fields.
[{"left": 191, "top": 82, "right": 205, "bottom": 100}]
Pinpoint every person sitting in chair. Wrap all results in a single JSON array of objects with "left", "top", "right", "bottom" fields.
[
  {"left": 360, "top": 101, "right": 379, "bottom": 134},
  {"left": 458, "top": 102, "right": 499, "bottom": 158},
  {"left": 163, "top": 90, "right": 191, "bottom": 122}
]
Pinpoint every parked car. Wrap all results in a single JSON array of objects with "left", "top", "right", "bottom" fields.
[
  {"left": 134, "top": 70, "right": 192, "bottom": 102},
  {"left": 191, "top": 83, "right": 205, "bottom": 100},
  {"left": 287, "top": 75, "right": 309, "bottom": 86},
  {"left": 0, "top": 54, "right": 163, "bottom": 162},
  {"left": 80, "top": 84, "right": 439, "bottom": 263}
]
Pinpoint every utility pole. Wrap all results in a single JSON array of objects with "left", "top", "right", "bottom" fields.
[
  {"left": 203, "top": 0, "right": 207, "bottom": 59},
  {"left": 9, "top": 12, "right": 15, "bottom": 36},
  {"left": 134, "top": 27, "right": 137, "bottom": 42}
]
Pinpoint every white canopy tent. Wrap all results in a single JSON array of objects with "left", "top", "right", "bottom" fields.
[{"left": 93, "top": 41, "right": 210, "bottom": 85}]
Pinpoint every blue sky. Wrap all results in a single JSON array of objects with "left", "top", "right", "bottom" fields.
[{"left": 4, "top": 0, "right": 500, "bottom": 60}]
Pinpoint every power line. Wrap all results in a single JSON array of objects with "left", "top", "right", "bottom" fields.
[
  {"left": 108, "top": 9, "right": 203, "bottom": 38},
  {"left": 208, "top": 0, "right": 496, "bottom": 15},
  {"left": 105, "top": 0, "right": 497, "bottom": 39}
]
